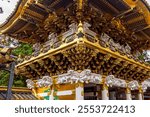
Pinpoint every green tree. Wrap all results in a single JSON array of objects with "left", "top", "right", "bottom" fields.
[
  {"left": 12, "top": 43, "right": 33, "bottom": 56},
  {"left": 0, "top": 70, "right": 9, "bottom": 86},
  {"left": 0, "top": 43, "right": 33, "bottom": 87}
]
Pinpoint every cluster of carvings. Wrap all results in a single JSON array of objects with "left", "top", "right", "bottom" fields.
[
  {"left": 18, "top": 22, "right": 148, "bottom": 65},
  {"left": 0, "top": 0, "right": 150, "bottom": 87},
  {"left": 0, "top": 0, "right": 149, "bottom": 55},
  {"left": 26, "top": 69, "right": 102, "bottom": 89},
  {"left": 99, "top": 33, "right": 145, "bottom": 63},
  {"left": 26, "top": 75, "right": 53, "bottom": 89},
  {"left": 7, "top": 0, "right": 149, "bottom": 52},
  {"left": 26, "top": 69, "right": 150, "bottom": 93},
  {"left": 105, "top": 75, "right": 150, "bottom": 92},
  {"left": 57, "top": 69, "right": 102, "bottom": 84},
  {"left": 16, "top": 22, "right": 150, "bottom": 82}
]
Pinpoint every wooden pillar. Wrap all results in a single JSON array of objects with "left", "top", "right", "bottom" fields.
[
  {"left": 138, "top": 86, "right": 143, "bottom": 100},
  {"left": 102, "top": 84, "right": 109, "bottom": 100},
  {"left": 49, "top": 76, "right": 57, "bottom": 100},
  {"left": 75, "top": 83, "right": 84, "bottom": 100},
  {"left": 101, "top": 77, "right": 109, "bottom": 100},
  {"left": 32, "top": 88, "right": 37, "bottom": 97},
  {"left": 50, "top": 88, "right": 54, "bottom": 100},
  {"left": 126, "top": 87, "right": 132, "bottom": 100}
]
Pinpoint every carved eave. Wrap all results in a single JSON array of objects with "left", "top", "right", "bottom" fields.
[
  {"left": 15, "top": 24, "right": 150, "bottom": 82},
  {"left": 0, "top": 0, "right": 150, "bottom": 51},
  {"left": 89, "top": 0, "right": 150, "bottom": 51},
  {"left": 0, "top": 0, "right": 28, "bottom": 32},
  {"left": 0, "top": 0, "right": 74, "bottom": 43},
  {"left": 0, "top": 0, "right": 49, "bottom": 43}
]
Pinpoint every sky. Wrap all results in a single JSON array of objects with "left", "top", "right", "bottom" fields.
[
  {"left": 147, "top": 0, "right": 150, "bottom": 5},
  {"left": 0, "top": 0, "right": 20, "bottom": 25}
]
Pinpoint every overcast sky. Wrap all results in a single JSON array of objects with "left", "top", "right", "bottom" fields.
[{"left": 0, "top": 0, "right": 20, "bottom": 25}]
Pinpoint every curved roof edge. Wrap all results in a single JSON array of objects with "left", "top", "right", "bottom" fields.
[
  {"left": 0, "top": 0, "right": 29, "bottom": 33},
  {"left": 0, "top": 0, "right": 22, "bottom": 27},
  {"left": 141, "top": 0, "right": 150, "bottom": 11}
]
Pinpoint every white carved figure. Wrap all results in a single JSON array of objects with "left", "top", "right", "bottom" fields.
[
  {"left": 106, "top": 75, "right": 126, "bottom": 88},
  {"left": 79, "top": 69, "right": 92, "bottom": 83},
  {"left": 124, "top": 44, "right": 131, "bottom": 54},
  {"left": 42, "top": 76, "right": 53, "bottom": 87},
  {"left": 83, "top": 22, "right": 91, "bottom": 31},
  {"left": 83, "top": 22, "right": 97, "bottom": 38},
  {"left": 26, "top": 79, "right": 34, "bottom": 89},
  {"left": 109, "top": 39, "right": 117, "bottom": 51},
  {"left": 101, "top": 33, "right": 110, "bottom": 43},
  {"left": 115, "top": 79, "right": 126, "bottom": 88},
  {"left": 89, "top": 73, "right": 102, "bottom": 84},
  {"left": 144, "top": 51, "right": 150, "bottom": 62},
  {"left": 142, "top": 79, "right": 150, "bottom": 92},
  {"left": 106, "top": 75, "right": 114, "bottom": 87},
  {"left": 57, "top": 69, "right": 102, "bottom": 84},
  {"left": 57, "top": 72, "right": 70, "bottom": 84},
  {"left": 69, "top": 70, "right": 80, "bottom": 84},
  {"left": 69, "top": 23, "right": 78, "bottom": 32},
  {"left": 36, "top": 76, "right": 53, "bottom": 87},
  {"left": 115, "top": 43, "right": 121, "bottom": 50},
  {"left": 36, "top": 79, "right": 44, "bottom": 88},
  {"left": 128, "top": 80, "right": 139, "bottom": 90},
  {"left": 61, "top": 23, "right": 78, "bottom": 42},
  {"left": 48, "top": 33, "right": 58, "bottom": 46}
]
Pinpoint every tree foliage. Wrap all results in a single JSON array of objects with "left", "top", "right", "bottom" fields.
[
  {"left": 0, "top": 43, "right": 33, "bottom": 87},
  {"left": 0, "top": 70, "right": 9, "bottom": 86},
  {"left": 12, "top": 43, "right": 33, "bottom": 56}
]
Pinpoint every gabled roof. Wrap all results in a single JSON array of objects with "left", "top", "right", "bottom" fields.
[{"left": 0, "top": 86, "right": 37, "bottom": 100}]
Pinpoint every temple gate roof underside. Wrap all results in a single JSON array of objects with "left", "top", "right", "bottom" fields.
[
  {"left": 0, "top": 0, "right": 150, "bottom": 52},
  {"left": 0, "top": 0, "right": 150, "bottom": 82},
  {"left": 15, "top": 22, "right": 150, "bottom": 82}
]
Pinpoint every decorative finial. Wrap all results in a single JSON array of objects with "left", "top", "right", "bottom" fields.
[
  {"left": 78, "top": 21, "right": 83, "bottom": 33},
  {"left": 77, "top": 21, "right": 84, "bottom": 39}
]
